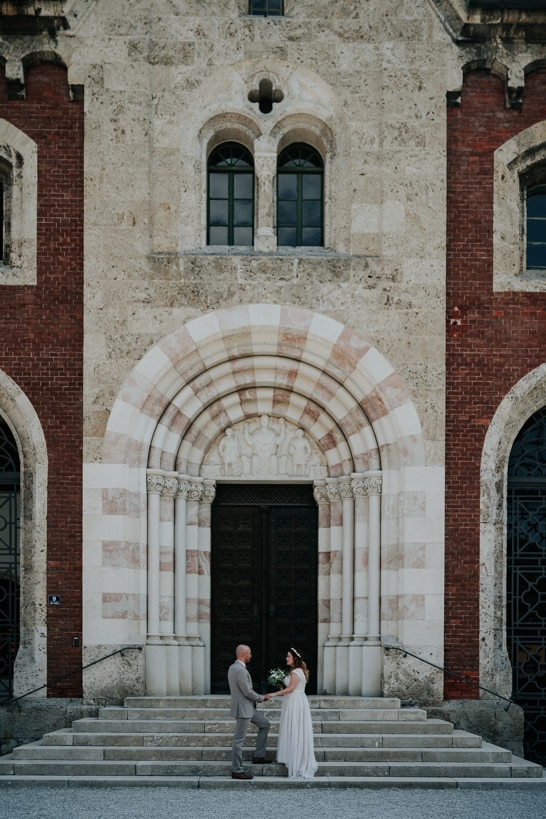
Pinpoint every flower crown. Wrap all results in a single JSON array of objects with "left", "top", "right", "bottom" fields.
[{"left": 290, "top": 647, "right": 301, "bottom": 659}]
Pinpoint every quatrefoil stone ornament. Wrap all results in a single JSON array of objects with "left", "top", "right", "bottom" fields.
[{"left": 248, "top": 78, "right": 284, "bottom": 114}]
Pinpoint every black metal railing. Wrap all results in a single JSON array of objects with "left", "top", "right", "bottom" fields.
[
  {"left": 0, "top": 646, "right": 143, "bottom": 707},
  {"left": 384, "top": 643, "right": 516, "bottom": 710}
]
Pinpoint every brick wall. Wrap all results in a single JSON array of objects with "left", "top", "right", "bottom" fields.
[
  {"left": 446, "top": 69, "right": 546, "bottom": 698},
  {"left": 0, "top": 62, "right": 84, "bottom": 697}
]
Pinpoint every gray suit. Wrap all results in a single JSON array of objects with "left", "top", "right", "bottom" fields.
[{"left": 228, "top": 659, "right": 270, "bottom": 772}]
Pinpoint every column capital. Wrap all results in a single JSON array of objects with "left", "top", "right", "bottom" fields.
[
  {"left": 146, "top": 472, "right": 165, "bottom": 495},
  {"left": 162, "top": 473, "right": 179, "bottom": 497},
  {"left": 338, "top": 476, "right": 354, "bottom": 500},
  {"left": 325, "top": 478, "right": 341, "bottom": 502},
  {"left": 313, "top": 480, "right": 330, "bottom": 504},
  {"left": 352, "top": 471, "right": 382, "bottom": 496},
  {"left": 363, "top": 471, "right": 382, "bottom": 495},
  {"left": 201, "top": 479, "right": 216, "bottom": 504}
]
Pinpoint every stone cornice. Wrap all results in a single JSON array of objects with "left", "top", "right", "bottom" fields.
[
  {"left": 428, "top": 0, "right": 546, "bottom": 44},
  {"left": 0, "top": 2, "right": 68, "bottom": 35}
]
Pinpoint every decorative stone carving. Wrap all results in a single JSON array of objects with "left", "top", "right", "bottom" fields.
[
  {"left": 338, "top": 477, "right": 353, "bottom": 500},
  {"left": 313, "top": 481, "right": 329, "bottom": 504},
  {"left": 201, "top": 479, "right": 216, "bottom": 504},
  {"left": 146, "top": 474, "right": 165, "bottom": 494},
  {"left": 187, "top": 481, "right": 203, "bottom": 501},
  {"left": 176, "top": 478, "right": 192, "bottom": 499},
  {"left": 363, "top": 475, "right": 382, "bottom": 495},
  {"left": 326, "top": 480, "right": 341, "bottom": 502},
  {"left": 202, "top": 415, "right": 327, "bottom": 479},
  {"left": 162, "top": 476, "right": 178, "bottom": 497}
]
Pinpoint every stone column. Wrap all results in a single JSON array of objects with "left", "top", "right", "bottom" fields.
[
  {"left": 254, "top": 146, "right": 277, "bottom": 252},
  {"left": 313, "top": 481, "right": 332, "bottom": 694},
  {"left": 324, "top": 479, "right": 343, "bottom": 692},
  {"left": 362, "top": 471, "right": 383, "bottom": 696},
  {"left": 198, "top": 479, "right": 216, "bottom": 694},
  {"left": 174, "top": 476, "right": 192, "bottom": 693},
  {"left": 337, "top": 477, "right": 354, "bottom": 692},
  {"left": 349, "top": 473, "right": 368, "bottom": 695},
  {"left": 186, "top": 477, "right": 205, "bottom": 694},
  {"left": 146, "top": 471, "right": 165, "bottom": 694},
  {"left": 160, "top": 472, "right": 179, "bottom": 694}
]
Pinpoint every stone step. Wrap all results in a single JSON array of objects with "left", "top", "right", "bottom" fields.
[
  {"left": 71, "top": 714, "right": 431, "bottom": 735},
  {"left": 0, "top": 757, "right": 539, "bottom": 779},
  {"left": 96, "top": 706, "right": 425, "bottom": 722},
  {"left": 2, "top": 697, "right": 542, "bottom": 782},
  {"left": 41, "top": 728, "right": 481, "bottom": 749},
  {"left": 123, "top": 696, "right": 402, "bottom": 710},
  {"left": 12, "top": 743, "right": 511, "bottom": 764}
]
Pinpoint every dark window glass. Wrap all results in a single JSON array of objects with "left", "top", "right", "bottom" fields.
[
  {"left": 277, "top": 143, "right": 323, "bottom": 247},
  {"left": 526, "top": 186, "right": 546, "bottom": 270},
  {"left": 249, "top": 0, "right": 283, "bottom": 16},
  {"left": 207, "top": 143, "right": 254, "bottom": 246}
]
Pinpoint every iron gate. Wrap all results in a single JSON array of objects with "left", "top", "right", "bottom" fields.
[
  {"left": 0, "top": 419, "right": 20, "bottom": 703},
  {"left": 507, "top": 407, "right": 546, "bottom": 765}
]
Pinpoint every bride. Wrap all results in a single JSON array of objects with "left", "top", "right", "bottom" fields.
[{"left": 268, "top": 648, "right": 318, "bottom": 779}]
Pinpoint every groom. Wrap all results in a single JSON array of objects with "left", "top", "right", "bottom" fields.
[{"left": 228, "top": 644, "right": 271, "bottom": 780}]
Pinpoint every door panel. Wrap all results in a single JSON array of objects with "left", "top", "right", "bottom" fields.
[{"left": 211, "top": 484, "right": 317, "bottom": 694}]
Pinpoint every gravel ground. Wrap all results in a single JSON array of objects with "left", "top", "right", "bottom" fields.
[{"left": 1, "top": 785, "right": 545, "bottom": 819}]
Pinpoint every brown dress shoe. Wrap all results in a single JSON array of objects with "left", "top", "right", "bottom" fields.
[
  {"left": 231, "top": 771, "right": 253, "bottom": 780},
  {"left": 251, "top": 757, "right": 272, "bottom": 764}
]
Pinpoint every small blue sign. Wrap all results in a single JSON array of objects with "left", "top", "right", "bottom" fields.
[{"left": 48, "top": 594, "right": 61, "bottom": 606}]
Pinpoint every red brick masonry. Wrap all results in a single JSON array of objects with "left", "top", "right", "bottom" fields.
[{"left": 446, "top": 69, "right": 546, "bottom": 697}]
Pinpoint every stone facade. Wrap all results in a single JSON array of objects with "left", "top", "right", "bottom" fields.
[{"left": 0, "top": 0, "right": 545, "bottom": 756}]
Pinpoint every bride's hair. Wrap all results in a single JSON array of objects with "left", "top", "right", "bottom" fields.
[{"left": 288, "top": 647, "right": 309, "bottom": 681}]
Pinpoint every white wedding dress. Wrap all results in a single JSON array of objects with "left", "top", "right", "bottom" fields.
[{"left": 276, "top": 668, "right": 318, "bottom": 779}]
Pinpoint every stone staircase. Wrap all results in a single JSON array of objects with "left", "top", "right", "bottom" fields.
[{"left": 0, "top": 696, "right": 542, "bottom": 786}]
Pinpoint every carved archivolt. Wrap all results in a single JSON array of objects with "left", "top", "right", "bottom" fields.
[{"left": 201, "top": 415, "right": 328, "bottom": 480}]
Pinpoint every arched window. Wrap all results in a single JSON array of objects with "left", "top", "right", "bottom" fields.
[
  {"left": 207, "top": 142, "right": 254, "bottom": 246},
  {"left": 526, "top": 184, "right": 546, "bottom": 269},
  {"left": 277, "top": 143, "right": 323, "bottom": 247}
]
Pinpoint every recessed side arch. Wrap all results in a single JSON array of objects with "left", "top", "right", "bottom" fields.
[
  {"left": 0, "top": 368, "right": 47, "bottom": 698},
  {"left": 480, "top": 363, "right": 546, "bottom": 698}
]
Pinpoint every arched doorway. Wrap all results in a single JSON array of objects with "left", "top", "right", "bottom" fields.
[
  {"left": 0, "top": 417, "right": 20, "bottom": 702},
  {"left": 210, "top": 482, "right": 318, "bottom": 694},
  {"left": 507, "top": 407, "right": 546, "bottom": 765}
]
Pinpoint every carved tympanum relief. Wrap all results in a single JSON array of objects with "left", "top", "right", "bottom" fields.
[{"left": 202, "top": 415, "right": 327, "bottom": 479}]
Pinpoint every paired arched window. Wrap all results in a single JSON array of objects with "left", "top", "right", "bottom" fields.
[
  {"left": 526, "top": 184, "right": 546, "bottom": 269},
  {"left": 207, "top": 140, "right": 324, "bottom": 248}
]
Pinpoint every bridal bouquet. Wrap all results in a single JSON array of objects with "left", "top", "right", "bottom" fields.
[{"left": 267, "top": 667, "right": 287, "bottom": 690}]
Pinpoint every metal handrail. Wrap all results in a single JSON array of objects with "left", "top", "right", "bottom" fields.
[
  {"left": 384, "top": 643, "right": 516, "bottom": 711},
  {"left": 1, "top": 646, "right": 143, "bottom": 707}
]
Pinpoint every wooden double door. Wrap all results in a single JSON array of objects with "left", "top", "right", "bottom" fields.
[{"left": 211, "top": 484, "right": 318, "bottom": 694}]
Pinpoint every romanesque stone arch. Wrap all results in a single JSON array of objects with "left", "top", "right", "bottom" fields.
[{"left": 88, "top": 305, "right": 440, "bottom": 699}]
